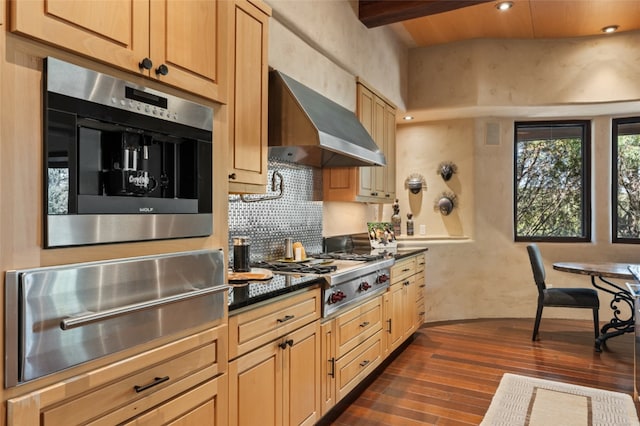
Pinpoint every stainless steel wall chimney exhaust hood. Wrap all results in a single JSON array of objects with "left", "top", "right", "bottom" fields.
[{"left": 268, "top": 70, "right": 386, "bottom": 168}]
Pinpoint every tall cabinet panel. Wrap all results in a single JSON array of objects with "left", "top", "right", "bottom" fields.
[
  {"left": 10, "top": 0, "right": 228, "bottom": 102},
  {"left": 228, "top": 0, "right": 271, "bottom": 193}
]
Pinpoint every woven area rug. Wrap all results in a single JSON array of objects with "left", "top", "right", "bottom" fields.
[{"left": 480, "top": 373, "right": 640, "bottom": 426}]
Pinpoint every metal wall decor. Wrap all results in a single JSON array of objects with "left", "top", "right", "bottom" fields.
[
  {"left": 404, "top": 173, "right": 427, "bottom": 194},
  {"left": 434, "top": 191, "right": 458, "bottom": 216},
  {"left": 437, "top": 161, "right": 457, "bottom": 181}
]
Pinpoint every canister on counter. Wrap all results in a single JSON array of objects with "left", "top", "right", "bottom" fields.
[{"left": 233, "top": 236, "right": 251, "bottom": 272}]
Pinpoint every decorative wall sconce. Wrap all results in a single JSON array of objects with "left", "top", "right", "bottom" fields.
[
  {"left": 437, "top": 161, "right": 457, "bottom": 181},
  {"left": 434, "top": 191, "right": 458, "bottom": 216},
  {"left": 404, "top": 173, "right": 427, "bottom": 194}
]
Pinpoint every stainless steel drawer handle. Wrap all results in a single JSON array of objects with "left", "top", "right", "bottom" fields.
[
  {"left": 60, "top": 286, "right": 229, "bottom": 330},
  {"left": 277, "top": 314, "right": 295, "bottom": 323},
  {"left": 134, "top": 376, "right": 170, "bottom": 393},
  {"left": 359, "top": 360, "right": 370, "bottom": 367}
]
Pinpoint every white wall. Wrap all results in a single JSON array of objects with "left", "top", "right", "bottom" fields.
[
  {"left": 399, "top": 31, "right": 640, "bottom": 322},
  {"left": 266, "top": 0, "right": 408, "bottom": 111}
]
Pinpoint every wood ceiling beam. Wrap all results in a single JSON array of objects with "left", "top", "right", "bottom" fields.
[{"left": 358, "top": 0, "right": 493, "bottom": 28}]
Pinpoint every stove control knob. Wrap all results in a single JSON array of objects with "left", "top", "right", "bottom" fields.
[
  {"left": 330, "top": 290, "right": 346, "bottom": 303},
  {"left": 360, "top": 282, "right": 371, "bottom": 291},
  {"left": 377, "top": 274, "right": 389, "bottom": 284}
]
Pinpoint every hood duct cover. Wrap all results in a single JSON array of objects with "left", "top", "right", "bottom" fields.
[{"left": 268, "top": 70, "right": 386, "bottom": 168}]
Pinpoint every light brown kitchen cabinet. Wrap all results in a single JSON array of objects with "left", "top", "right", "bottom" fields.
[
  {"left": 9, "top": 0, "right": 229, "bottom": 102},
  {"left": 320, "top": 321, "right": 337, "bottom": 417},
  {"left": 320, "top": 295, "right": 383, "bottom": 413},
  {"left": 384, "top": 253, "right": 426, "bottom": 354},
  {"left": 7, "top": 326, "right": 228, "bottom": 425},
  {"left": 228, "top": 0, "right": 271, "bottom": 194},
  {"left": 323, "top": 79, "right": 396, "bottom": 203},
  {"left": 229, "top": 321, "right": 320, "bottom": 426},
  {"left": 228, "top": 287, "right": 321, "bottom": 426}
]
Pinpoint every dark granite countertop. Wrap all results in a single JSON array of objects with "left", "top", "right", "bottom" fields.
[
  {"left": 227, "top": 247, "right": 427, "bottom": 313},
  {"left": 228, "top": 274, "right": 322, "bottom": 312}
]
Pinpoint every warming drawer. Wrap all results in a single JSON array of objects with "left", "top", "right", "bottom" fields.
[{"left": 5, "top": 249, "right": 228, "bottom": 387}]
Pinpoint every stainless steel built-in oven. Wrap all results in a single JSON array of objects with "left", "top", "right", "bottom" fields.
[{"left": 43, "top": 57, "right": 214, "bottom": 247}]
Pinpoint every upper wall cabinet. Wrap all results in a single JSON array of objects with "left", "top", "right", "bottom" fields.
[
  {"left": 228, "top": 0, "right": 270, "bottom": 194},
  {"left": 10, "top": 0, "right": 228, "bottom": 102},
  {"left": 323, "top": 79, "right": 396, "bottom": 203}
]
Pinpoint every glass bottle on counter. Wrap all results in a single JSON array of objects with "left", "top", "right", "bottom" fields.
[
  {"left": 406, "top": 212, "right": 414, "bottom": 236},
  {"left": 391, "top": 198, "right": 401, "bottom": 236}
]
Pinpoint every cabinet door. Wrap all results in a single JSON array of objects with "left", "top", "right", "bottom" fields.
[
  {"left": 228, "top": 0, "right": 270, "bottom": 192},
  {"left": 371, "top": 96, "right": 386, "bottom": 197},
  {"left": 387, "top": 283, "right": 405, "bottom": 352},
  {"left": 383, "top": 104, "right": 396, "bottom": 199},
  {"left": 357, "top": 84, "right": 376, "bottom": 197},
  {"left": 285, "top": 322, "right": 321, "bottom": 426},
  {"left": 10, "top": 0, "right": 148, "bottom": 73},
  {"left": 150, "top": 0, "right": 227, "bottom": 102},
  {"left": 229, "top": 342, "right": 282, "bottom": 426},
  {"left": 402, "top": 275, "right": 418, "bottom": 337},
  {"left": 320, "top": 321, "right": 336, "bottom": 416}
]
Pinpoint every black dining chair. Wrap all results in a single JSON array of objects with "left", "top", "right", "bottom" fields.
[{"left": 526, "top": 244, "right": 600, "bottom": 341}]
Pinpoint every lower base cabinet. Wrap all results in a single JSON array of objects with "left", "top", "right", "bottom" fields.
[
  {"left": 320, "top": 296, "right": 383, "bottom": 416},
  {"left": 7, "top": 326, "right": 228, "bottom": 426},
  {"left": 228, "top": 321, "right": 321, "bottom": 426}
]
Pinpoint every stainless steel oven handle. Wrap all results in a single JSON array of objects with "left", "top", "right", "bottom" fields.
[{"left": 60, "top": 285, "right": 229, "bottom": 330}]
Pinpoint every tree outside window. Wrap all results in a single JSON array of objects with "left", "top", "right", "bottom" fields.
[
  {"left": 613, "top": 117, "right": 640, "bottom": 243},
  {"left": 514, "top": 121, "right": 591, "bottom": 242}
]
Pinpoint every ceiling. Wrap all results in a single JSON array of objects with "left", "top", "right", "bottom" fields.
[{"left": 359, "top": 0, "right": 640, "bottom": 48}]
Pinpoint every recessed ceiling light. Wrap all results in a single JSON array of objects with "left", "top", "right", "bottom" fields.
[
  {"left": 403, "top": 116, "right": 414, "bottom": 121},
  {"left": 495, "top": 1, "right": 513, "bottom": 11},
  {"left": 601, "top": 25, "right": 619, "bottom": 34}
]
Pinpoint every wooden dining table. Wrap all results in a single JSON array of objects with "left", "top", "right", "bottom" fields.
[{"left": 553, "top": 262, "right": 640, "bottom": 352}]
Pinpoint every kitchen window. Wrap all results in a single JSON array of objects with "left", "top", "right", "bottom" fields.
[
  {"left": 612, "top": 117, "right": 640, "bottom": 243},
  {"left": 514, "top": 121, "right": 591, "bottom": 242}
]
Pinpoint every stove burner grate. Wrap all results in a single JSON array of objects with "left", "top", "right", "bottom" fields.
[
  {"left": 251, "top": 261, "right": 337, "bottom": 274},
  {"left": 312, "top": 252, "right": 384, "bottom": 262}
]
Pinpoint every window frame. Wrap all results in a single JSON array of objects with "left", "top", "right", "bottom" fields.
[
  {"left": 513, "top": 120, "right": 592, "bottom": 243},
  {"left": 612, "top": 116, "right": 640, "bottom": 244}
]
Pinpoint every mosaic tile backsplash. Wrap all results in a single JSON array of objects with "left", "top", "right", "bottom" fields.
[{"left": 228, "top": 159, "right": 324, "bottom": 265}]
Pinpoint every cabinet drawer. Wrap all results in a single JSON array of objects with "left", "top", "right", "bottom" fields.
[
  {"left": 5, "top": 327, "right": 228, "bottom": 426},
  {"left": 415, "top": 253, "right": 426, "bottom": 273},
  {"left": 43, "top": 340, "right": 223, "bottom": 425},
  {"left": 335, "top": 296, "right": 382, "bottom": 359},
  {"left": 229, "top": 287, "right": 321, "bottom": 359},
  {"left": 335, "top": 330, "right": 382, "bottom": 401},
  {"left": 121, "top": 374, "right": 227, "bottom": 425},
  {"left": 391, "top": 257, "right": 416, "bottom": 283}
]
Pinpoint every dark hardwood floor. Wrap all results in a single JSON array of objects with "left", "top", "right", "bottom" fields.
[{"left": 327, "top": 318, "right": 639, "bottom": 425}]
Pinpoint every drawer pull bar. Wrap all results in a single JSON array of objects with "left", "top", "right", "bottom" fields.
[
  {"left": 402, "top": 268, "right": 411, "bottom": 272},
  {"left": 359, "top": 321, "right": 370, "bottom": 328},
  {"left": 277, "top": 314, "right": 295, "bottom": 323},
  {"left": 328, "top": 357, "right": 336, "bottom": 378},
  {"left": 420, "top": 284, "right": 426, "bottom": 288},
  {"left": 359, "top": 360, "right": 370, "bottom": 367},
  {"left": 134, "top": 376, "right": 170, "bottom": 393},
  {"left": 403, "top": 280, "right": 410, "bottom": 286},
  {"left": 387, "top": 318, "right": 392, "bottom": 333},
  {"left": 61, "top": 286, "right": 229, "bottom": 330}
]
